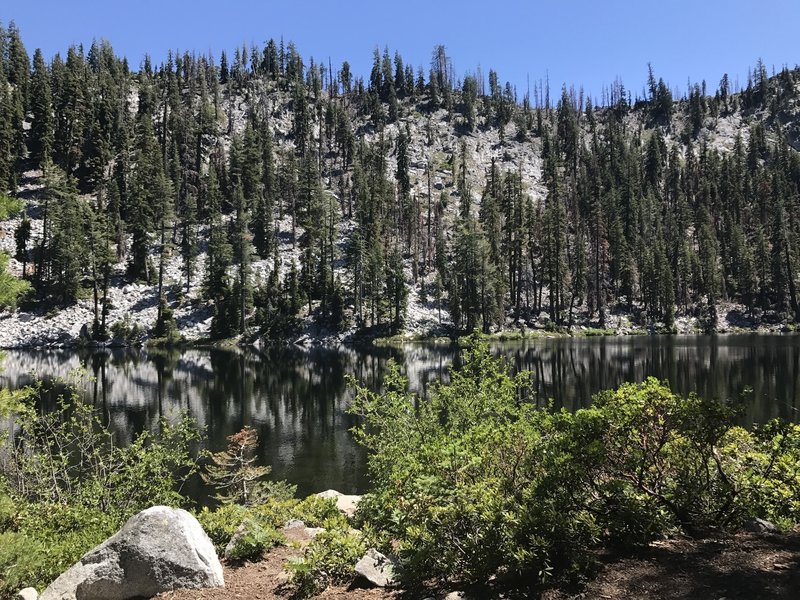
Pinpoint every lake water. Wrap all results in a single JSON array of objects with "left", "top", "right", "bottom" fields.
[{"left": 1, "top": 334, "right": 799, "bottom": 499}]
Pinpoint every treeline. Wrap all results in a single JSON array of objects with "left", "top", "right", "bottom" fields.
[{"left": 1, "top": 21, "right": 800, "bottom": 340}]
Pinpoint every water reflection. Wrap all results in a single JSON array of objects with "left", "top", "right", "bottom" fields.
[{"left": 1, "top": 334, "right": 798, "bottom": 498}]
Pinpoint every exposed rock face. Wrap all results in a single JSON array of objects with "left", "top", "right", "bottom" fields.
[
  {"left": 40, "top": 506, "right": 223, "bottom": 600},
  {"left": 354, "top": 548, "right": 396, "bottom": 587},
  {"left": 316, "top": 489, "right": 361, "bottom": 517}
]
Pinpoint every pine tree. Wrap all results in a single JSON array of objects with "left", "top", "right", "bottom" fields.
[{"left": 29, "top": 48, "right": 54, "bottom": 169}]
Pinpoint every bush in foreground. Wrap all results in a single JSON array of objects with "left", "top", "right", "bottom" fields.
[
  {"left": 350, "top": 335, "right": 800, "bottom": 592},
  {"left": 0, "top": 373, "right": 201, "bottom": 595}
]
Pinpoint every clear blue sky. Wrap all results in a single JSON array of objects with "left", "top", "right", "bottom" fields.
[{"left": 4, "top": 0, "right": 800, "bottom": 103}]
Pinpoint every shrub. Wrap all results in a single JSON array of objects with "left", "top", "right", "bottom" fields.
[
  {"left": 195, "top": 503, "right": 249, "bottom": 552},
  {"left": 292, "top": 495, "right": 348, "bottom": 529},
  {"left": 110, "top": 314, "right": 142, "bottom": 343},
  {"left": 0, "top": 373, "right": 200, "bottom": 520},
  {"left": 224, "top": 518, "right": 284, "bottom": 563},
  {"left": 287, "top": 528, "right": 367, "bottom": 598},
  {"left": 350, "top": 335, "right": 800, "bottom": 592},
  {"left": 0, "top": 501, "right": 116, "bottom": 595},
  {"left": 0, "top": 252, "right": 32, "bottom": 310},
  {"left": 0, "top": 194, "right": 23, "bottom": 221}
]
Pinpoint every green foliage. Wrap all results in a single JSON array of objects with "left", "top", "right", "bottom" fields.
[
  {"left": 287, "top": 528, "right": 367, "bottom": 598},
  {"left": 196, "top": 503, "right": 249, "bottom": 552},
  {"left": 150, "top": 295, "right": 181, "bottom": 346},
  {"left": 224, "top": 518, "right": 284, "bottom": 563},
  {"left": 0, "top": 369, "right": 202, "bottom": 595},
  {"left": 0, "top": 373, "right": 200, "bottom": 519},
  {"left": 202, "top": 426, "right": 278, "bottom": 506},
  {"left": 351, "top": 335, "right": 800, "bottom": 591},
  {"left": 0, "top": 252, "right": 32, "bottom": 309},
  {"left": 110, "top": 314, "right": 142, "bottom": 343},
  {"left": 0, "top": 194, "right": 22, "bottom": 220},
  {"left": 292, "top": 495, "right": 349, "bottom": 529},
  {"left": 0, "top": 500, "right": 116, "bottom": 595}
]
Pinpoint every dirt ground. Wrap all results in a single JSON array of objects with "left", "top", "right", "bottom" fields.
[
  {"left": 158, "top": 530, "right": 800, "bottom": 600},
  {"left": 547, "top": 530, "right": 800, "bottom": 600}
]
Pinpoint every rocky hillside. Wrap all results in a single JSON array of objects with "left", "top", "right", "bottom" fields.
[{"left": 0, "top": 31, "right": 799, "bottom": 347}]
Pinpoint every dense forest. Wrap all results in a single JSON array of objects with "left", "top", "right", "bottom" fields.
[{"left": 1, "top": 21, "right": 800, "bottom": 343}]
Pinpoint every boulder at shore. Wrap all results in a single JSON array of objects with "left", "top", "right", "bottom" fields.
[{"left": 40, "top": 506, "right": 224, "bottom": 600}]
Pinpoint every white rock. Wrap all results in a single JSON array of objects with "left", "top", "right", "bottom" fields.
[
  {"left": 40, "top": 506, "right": 223, "bottom": 600},
  {"left": 315, "top": 489, "right": 361, "bottom": 517},
  {"left": 284, "top": 518, "right": 306, "bottom": 529},
  {"left": 15, "top": 588, "right": 38, "bottom": 600},
  {"left": 354, "top": 548, "right": 396, "bottom": 587}
]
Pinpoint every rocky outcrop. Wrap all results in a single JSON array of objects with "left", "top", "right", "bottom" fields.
[
  {"left": 40, "top": 506, "right": 223, "bottom": 600},
  {"left": 316, "top": 489, "right": 361, "bottom": 518},
  {"left": 354, "top": 548, "right": 396, "bottom": 587}
]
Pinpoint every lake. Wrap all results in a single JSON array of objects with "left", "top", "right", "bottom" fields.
[{"left": 1, "top": 334, "right": 799, "bottom": 500}]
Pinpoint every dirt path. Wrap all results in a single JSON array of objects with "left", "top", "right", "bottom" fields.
[
  {"left": 159, "top": 531, "right": 800, "bottom": 600},
  {"left": 157, "top": 530, "right": 398, "bottom": 600},
  {"left": 548, "top": 531, "right": 800, "bottom": 600}
]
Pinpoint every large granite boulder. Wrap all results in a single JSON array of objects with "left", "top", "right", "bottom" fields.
[{"left": 40, "top": 506, "right": 223, "bottom": 600}]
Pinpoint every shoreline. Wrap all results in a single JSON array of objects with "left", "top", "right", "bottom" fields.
[{"left": 0, "top": 320, "right": 797, "bottom": 351}]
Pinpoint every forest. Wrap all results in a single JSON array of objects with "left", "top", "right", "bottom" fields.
[{"left": 1, "top": 21, "right": 800, "bottom": 342}]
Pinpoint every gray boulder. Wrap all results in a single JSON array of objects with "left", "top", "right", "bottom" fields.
[
  {"left": 743, "top": 517, "right": 778, "bottom": 533},
  {"left": 40, "top": 506, "right": 223, "bottom": 600},
  {"left": 354, "top": 548, "right": 396, "bottom": 587}
]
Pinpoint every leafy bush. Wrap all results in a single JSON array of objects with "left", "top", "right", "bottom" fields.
[
  {"left": 0, "top": 380, "right": 200, "bottom": 520},
  {"left": 350, "top": 335, "right": 800, "bottom": 592},
  {"left": 0, "top": 500, "right": 116, "bottom": 595},
  {"left": 196, "top": 503, "right": 249, "bottom": 552},
  {"left": 0, "top": 367, "right": 204, "bottom": 596},
  {"left": 0, "top": 252, "right": 32, "bottom": 310},
  {"left": 292, "top": 495, "right": 348, "bottom": 529},
  {"left": 287, "top": 528, "right": 367, "bottom": 597},
  {"left": 224, "top": 518, "right": 284, "bottom": 563}
]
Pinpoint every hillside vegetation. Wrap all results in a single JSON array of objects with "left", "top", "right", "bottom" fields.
[{"left": 0, "top": 24, "right": 800, "bottom": 345}]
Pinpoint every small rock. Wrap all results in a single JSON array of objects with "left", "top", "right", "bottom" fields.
[
  {"left": 224, "top": 520, "right": 254, "bottom": 560},
  {"left": 444, "top": 593, "right": 468, "bottom": 600},
  {"left": 304, "top": 527, "right": 324, "bottom": 538},
  {"left": 743, "top": 517, "right": 778, "bottom": 533},
  {"left": 284, "top": 519, "right": 306, "bottom": 529},
  {"left": 15, "top": 588, "right": 38, "bottom": 600},
  {"left": 354, "top": 548, "right": 396, "bottom": 587}
]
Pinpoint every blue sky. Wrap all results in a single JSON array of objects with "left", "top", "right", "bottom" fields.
[{"left": 4, "top": 0, "right": 800, "bottom": 103}]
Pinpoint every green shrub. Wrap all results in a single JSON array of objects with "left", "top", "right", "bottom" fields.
[
  {"left": 350, "top": 335, "right": 800, "bottom": 592},
  {"left": 1, "top": 381, "right": 200, "bottom": 521},
  {"left": 110, "top": 314, "right": 142, "bottom": 343},
  {"left": 0, "top": 252, "right": 32, "bottom": 309},
  {"left": 196, "top": 504, "right": 249, "bottom": 552},
  {"left": 0, "top": 501, "right": 116, "bottom": 595},
  {"left": 292, "top": 495, "right": 348, "bottom": 529},
  {"left": 0, "top": 368, "right": 203, "bottom": 596},
  {"left": 0, "top": 194, "right": 22, "bottom": 221},
  {"left": 287, "top": 528, "right": 367, "bottom": 598},
  {"left": 224, "top": 519, "right": 283, "bottom": 563}
]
